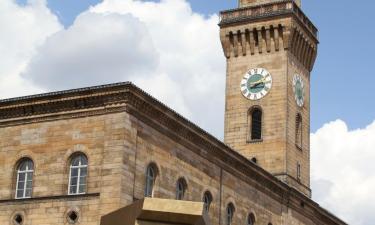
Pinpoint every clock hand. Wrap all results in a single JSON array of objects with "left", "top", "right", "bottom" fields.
[
  {"left": 249, "top": 79, "right": 265, "bottom": 86},
  {"left": 251, "top": 82, "right": 263, "bottom": 88},
  {"left": 249, "top": 78, "right": 269, "bottom": 87}
]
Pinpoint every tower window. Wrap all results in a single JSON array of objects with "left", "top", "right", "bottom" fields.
[
  {"left": 176, "top": 178, "right": 187, "bottom": 200},
  {"left": 203, "top": 191, "right": 213, "bottom": 212},
  {"left": 296, "top": 113, "right": 302, "bottom": 149},
  {"left": 297, "top": 163, "right": 301, "bottom": 181},
  {"left": 15, "top": 158, "right": 34, "bottom": 199},
  {"left": 226, "top": 203, "right": 235, "bottom": 225},
  {"left": 249, "top": 107, "right": 262, "bottom": 141},
  {"left": 145, "top": 164, "right": 157, "bottom": 197},
  {"left": 68, "top": 154, "right": 88, "bottom": 195}
]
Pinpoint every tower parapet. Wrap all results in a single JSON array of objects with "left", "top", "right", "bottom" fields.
[
  {"left": 240, "top": 0, "right": 301, "bottom": 8},
  {"left": 220, "top": 0, "right": 318, "bottom": 71}
]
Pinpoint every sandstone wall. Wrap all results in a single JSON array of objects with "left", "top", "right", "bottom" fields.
[
  {"left": 0, "top": 112, "right": 133, "bottom": 224},
  {"left": 0, "top": 102, "right": 337, "bottom": 225}
]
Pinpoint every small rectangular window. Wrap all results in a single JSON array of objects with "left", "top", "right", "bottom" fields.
[
  {"left": 296, "top": 114, "right": 303, "bottom": 149},
  {"left": 297, "top": 163, "right": 301, "bottom": 181}
]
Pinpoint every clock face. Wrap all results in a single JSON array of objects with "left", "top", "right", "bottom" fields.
[
  {"left": 293, "top": 74, "right": 305, "bottom": 107},
  {"left": 240, "top": 68, "right": 272, "bottom": 100}
]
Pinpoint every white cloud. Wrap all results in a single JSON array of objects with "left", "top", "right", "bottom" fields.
[
  {"left": 22, "top": 11, "right": 159, "bottom": 90},
  {"left": 0, "top": 0, "right": 61, "bottom": 98},
  {"left": 311, "top": 120, "right": 375, "bottom": 225},
  {"left": 21, "top": 0, "right": 225, "bottom": 137}
]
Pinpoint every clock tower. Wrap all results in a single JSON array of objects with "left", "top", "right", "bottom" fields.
[{"left": 219, "top": 0, "right": 318, "bottom": 196}]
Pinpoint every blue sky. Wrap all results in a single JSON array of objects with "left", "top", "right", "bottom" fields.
[{"left": 30, "top": 0, "right": 374, "bottom": 132}]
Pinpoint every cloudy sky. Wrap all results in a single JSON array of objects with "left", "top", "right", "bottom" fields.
[{"left": 1, "top": 0, "right": 374, "bottom": 224}]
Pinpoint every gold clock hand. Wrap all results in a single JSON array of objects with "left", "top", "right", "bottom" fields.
[
  {"left": 249, "top": 77, "right": 268, "bottom": 87},
  {"left": 249, "top": 79, "right": 263, "bottom": 86}
]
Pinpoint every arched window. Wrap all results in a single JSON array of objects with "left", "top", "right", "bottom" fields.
[
  {"left": 249, "top": 107, "right": 262, "bottom": 141},
  {"left": 176, "top": 178, "right": 187, "bottom": 200},
  {"left": 203, "top": 191, "right": 213, "bottom": 212},
  {"left": 226, "top": 203, "right": 235, "bottom": 225},
  {"left": 296, "top": 113, "right": 302, "bottom": 148},
  {"left": 247, "top": 213, "right": 255, "bottom": 225},
  {"left": 15, "top": 159, "right": 34, "bottom": 199},
  {"left": 145, "top": 164, "right": 157, "bottom": 197},
  {"left": 68, "top": 154, "right": 88, "bottom": 195}
]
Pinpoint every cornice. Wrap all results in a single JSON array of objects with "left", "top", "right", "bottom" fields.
[
  {"left": 0, "top": 83, "right": 131, "bottom": 122},
  {"left": 0, "top": 193, "right": 100, "bottom": 204},
  {"left": 0, "top": 82, "right": 346, "bottom": 224},
  {"left": 219, "top": 0, "right": 318, "bottom": 43}
]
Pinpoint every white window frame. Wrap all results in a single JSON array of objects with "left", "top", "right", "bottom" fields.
[
  {"left": 15, "top": 160, "right": 34, "bottom": 199},
  {"left": 68, "top": 155, "right": 88, "bottom": 195}
]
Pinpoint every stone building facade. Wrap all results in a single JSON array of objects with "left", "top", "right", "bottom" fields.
[
  {"left": 0, "top": 1, "right": 346, "bottom": 225},
  {"left": 0, "top": 83, "right": 345, "bottom": 225}
]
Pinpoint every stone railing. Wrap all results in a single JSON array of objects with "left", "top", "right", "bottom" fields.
[{"left": 219, "top": 0, "right": 318, "bottom": 39}]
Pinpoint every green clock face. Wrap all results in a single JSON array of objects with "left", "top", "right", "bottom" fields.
[
  {"left": 240, "top": 68, "right": 272, "bottom": 100},
  {"left": 293, "top": 74, "right": 305, "bottom": 107}
]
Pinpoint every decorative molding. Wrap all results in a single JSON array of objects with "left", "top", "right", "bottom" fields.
[
  {"left": 219, "top": 1, "right": 318, "bottom": 71},
  {"left": 0, "top": 193, "right": 100, "bottom": 204}
]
